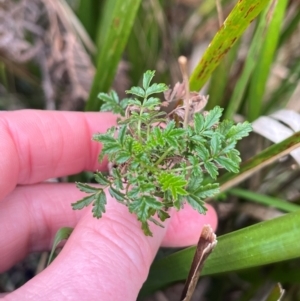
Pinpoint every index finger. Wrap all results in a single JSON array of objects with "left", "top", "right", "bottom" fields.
[{"left": 0, "top": 110, "right": 117, "bottom": 199}]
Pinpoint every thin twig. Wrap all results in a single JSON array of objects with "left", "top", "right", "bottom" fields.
[
  {"left": 178, "top": 56, "right": 190, "bottom": 128},
  {"left": 215, "top": 0, "right": 224, "bottom": 28},
  {"left": 35, "top": 252, "right": 48, "bottom": 275}
]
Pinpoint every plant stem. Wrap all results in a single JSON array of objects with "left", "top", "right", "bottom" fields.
[
  {"left": 137, "top": 104, "right": 145, "bottom": 140},
  {"left": 155, "top": 147, "right": 173, "bottom": 166},
  {"left": 172, "top": 159, "right": 213, "bottom": 172},
  {"left": 178, "top": 56, "right": 191, "bottom": 128}
]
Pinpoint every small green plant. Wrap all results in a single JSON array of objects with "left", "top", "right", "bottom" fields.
[{"left": 72, "top": 70, "right": 252, "bottom": 236}]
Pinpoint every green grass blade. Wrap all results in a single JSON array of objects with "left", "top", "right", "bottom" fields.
[
  {"left": 47, "top": 227, "right": 73, "bottom": 266},
  {"left": 76, "top": 0, "right": 102, "bottom": 42},
  {"left": 126, "top": 1, "right": 162, "bottom": 85},
  {"left": 140, "top": 211, "right": 300, "bottom": 296},
  {"left": 247, "top": 0, "right": 288, "bottom": 121},
  {"left": 264, "top": 57, "right": 300, "bottom": 114},
  {"left": 189, "top": 0, "right": 270, "bottom": 92},
  {"left": 229, "top": 188, "right": 300, "bottom": 212},
  {"left": 85, "top": 0, "right": 142, "bottom": 111},
  {"left": 278, "top": 9, "right": 300, "bottom": 48},
  {"left": 223, "top": 3, "right": 272, "bottom": 120},
  {"left": 95, "top": 0, "right": 118, "bottom": 48},
  {"left": 202, "top": 212, "right": 300, "bottom": 275},
  {"left": 219, "top": 131, "right": 300, "bottom": 192},
  {"left": 206, "top": 40, "right": 240, "bottom": 110}
]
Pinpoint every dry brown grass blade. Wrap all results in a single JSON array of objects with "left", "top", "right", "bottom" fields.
[
  {"left": 0, "top": 0, "right": 95, "bottom": 110},
  {"left": 57, "top": 0, "right": 96, "bottom": 54},
  {"left": 266, "top": 283, "right": 285, "bottom": 301},
  {"left": 180, "top": 225, "right": 217, "bottom": 301}
]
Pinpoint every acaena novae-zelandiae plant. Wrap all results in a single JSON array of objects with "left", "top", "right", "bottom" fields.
[{"left": 72, "top": 69, "right": 252, "bottom": 236}]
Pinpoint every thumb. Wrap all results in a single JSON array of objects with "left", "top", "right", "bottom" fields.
[{"left": 3, "top": 194, "right": 170, "bottom": 301}]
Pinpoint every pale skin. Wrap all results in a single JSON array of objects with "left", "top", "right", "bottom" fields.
[{"left": 0, "top": 110, "right": 217, "bottom": 300}]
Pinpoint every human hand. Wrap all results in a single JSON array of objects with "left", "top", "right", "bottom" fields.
[{"left": 0, "top": 110, "right": 217, "bottom": 300}]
